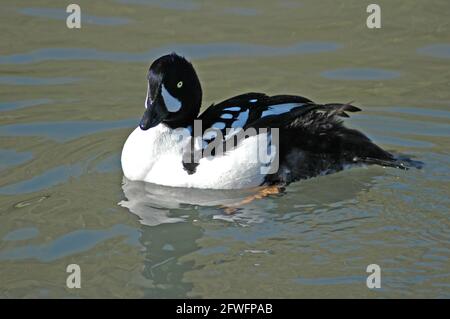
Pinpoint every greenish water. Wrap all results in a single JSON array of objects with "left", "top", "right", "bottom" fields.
[{"left": 0, "top": 0, "right": 449, "bottom": 298}]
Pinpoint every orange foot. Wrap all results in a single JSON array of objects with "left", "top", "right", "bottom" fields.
[{"left": 222, "top": 186, "right": 283, "bottom": 215}]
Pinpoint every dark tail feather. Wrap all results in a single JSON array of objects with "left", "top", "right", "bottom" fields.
[
  {"left": 321, "top": 102, "right": 361, "bottom": 118},
  {"left": 355, "top": 156, "right": 423, "bottom": 170},
  {"left": 334, "top": 125, "right": 421, "bottom": 171},
  {"left": 356, "top": 157, "right": 409, "bottom": 170},
  {"left": 287, "top": 102, "right": 423, "bottom": 172}
]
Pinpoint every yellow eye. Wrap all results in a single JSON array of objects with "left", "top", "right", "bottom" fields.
[{"left": 177, "top": 81, "right": 183, "bottom": 88}]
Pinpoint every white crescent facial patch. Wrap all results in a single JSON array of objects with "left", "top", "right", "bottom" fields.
[
  {"left": 161, "top": 84, "right": 182, "bottom": 112},
  {"left": 145, "top": 83, "right": 150, "bottom": 108}
]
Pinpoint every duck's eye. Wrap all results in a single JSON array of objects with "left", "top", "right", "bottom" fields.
[{"left": 177, "top": 81, "right": 183, "bottom": 88}]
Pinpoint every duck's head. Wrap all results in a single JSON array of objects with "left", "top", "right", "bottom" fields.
[{"left": 139, "top": 53, "right": 202, "bottom": 130}]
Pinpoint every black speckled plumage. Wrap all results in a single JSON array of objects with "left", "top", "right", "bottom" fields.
[
  {"left": 139, "top": 53, "right": 411, "bottom": 187},
  {"left": 193, "top": 93, "right": 406, "bottom": 184}
]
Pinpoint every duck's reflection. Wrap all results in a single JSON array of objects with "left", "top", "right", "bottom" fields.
[
  {"left": 119, "top": 178, "right": 263, "bottom": 297},
  {"left": 119, "top": 177, "right": 263, "bottom": 226},
  {"left": 119, "top": 169, "right": 382, "bottom": 297}
]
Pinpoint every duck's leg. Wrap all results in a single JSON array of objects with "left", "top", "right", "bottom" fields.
[{"left": 222, "top": 185, "right": 283, "bottom": 214}]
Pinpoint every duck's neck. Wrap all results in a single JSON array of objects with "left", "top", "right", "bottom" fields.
[
  {"left": 164, "top": 117, "right": 196, "bottom": 130},
  {"left": 164, "top": 104, "right": 200, "bottom": 130}
]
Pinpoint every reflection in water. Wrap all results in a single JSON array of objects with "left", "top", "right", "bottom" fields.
[
  {"left": 119, "top": 169, "right": 404, "bottom": 297},
  {"left": 119, "top": 172, "right": 379, "bottom": 297},
  {"left": 120, "top": 178, "right": 230, "bottom": 297},
  {"left": 119, "top": 178, "right": 259, "bottom": 226},
  {"left": 138, "top": 221, "right": 202, "bottom": 298}
]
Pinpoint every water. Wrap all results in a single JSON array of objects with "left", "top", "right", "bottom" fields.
[{"left": 0, "top": 0, "right": 449, "bottom": 298}]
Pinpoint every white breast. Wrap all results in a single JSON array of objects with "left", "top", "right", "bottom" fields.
[{"left": 121, "top": 124, "right": 275, "bottom": 189}]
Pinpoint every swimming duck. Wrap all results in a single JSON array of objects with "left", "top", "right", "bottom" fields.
[{"left": 121, "top": 53, "right": 405, "bottom": 189}]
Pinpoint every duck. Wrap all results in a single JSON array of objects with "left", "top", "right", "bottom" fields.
[{"left": 121, "top": 52, "right": 406, "bottom": 190}]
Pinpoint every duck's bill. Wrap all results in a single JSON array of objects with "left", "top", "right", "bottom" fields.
[{"left": 139, "top": 103, "right": 168, "bottom": 130}]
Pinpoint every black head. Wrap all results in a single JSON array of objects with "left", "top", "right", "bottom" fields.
[{"left": 139, "top": 53, "right": 202, "bottom": 130}]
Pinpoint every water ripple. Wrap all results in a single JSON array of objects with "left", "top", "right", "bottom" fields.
[
  {"left": 0, "top": 149, "right": 33, "bottom": 170},
  {"left": 223, "top": 7, "right": 260, "bottom": 16},
  {"left": 0, "top": 42, "right": 342, "bottom": 64},
  {"left": 0, "top": 224, "right": 139, "bottom": 261},
  {"left": 353, "top": 114, "right": 450, "bottom": 137},
  {"left": 0, "top": 119, "right": 136, "bottom": 142},
  {"left": 371, "top": 106, "right": 450, "bottom": 120},
  {"left": 0, "top": 164, "right": 83, "bottom": 195},
  {"left": 417, "top": 43, "right": 450, "bottom": 59},
  {"left": 0, "top": 76, "right": 81, "bottom": 85},
  {"left": 114, "top": 0, "right": 200, "bottom": 11},
  {"left": 321, "top": 68, "right": 401, "bottom": 80},
  {"left": 95, "top": 153, "right": 121, "bottom": 173},
  {"left": 295, "top": 275, "right": 365, "bottom": 286},
  {"left": 3, "top": 227, "right": 39, "bottom": 241},
  {"left": 19, "top": 7, "right": 132, "bottom": 25},
  {"left": 0, "top": 99, "right": 52, "bottom": 112}
]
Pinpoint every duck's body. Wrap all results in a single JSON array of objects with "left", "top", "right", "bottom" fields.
[
  {"left": 121, "top": 53, "right": 405, "bottom": 190},
  {"left": 122, "top": 123, "right": 271, "bottom": 189}
]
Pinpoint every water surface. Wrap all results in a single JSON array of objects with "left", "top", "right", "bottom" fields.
[{"left": 0, "top": 0, "right": 449, "bottom": 298}]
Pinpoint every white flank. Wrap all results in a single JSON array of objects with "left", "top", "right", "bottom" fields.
[{"left": 121, "top": 124, "right": 276, "bottom": 189}]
